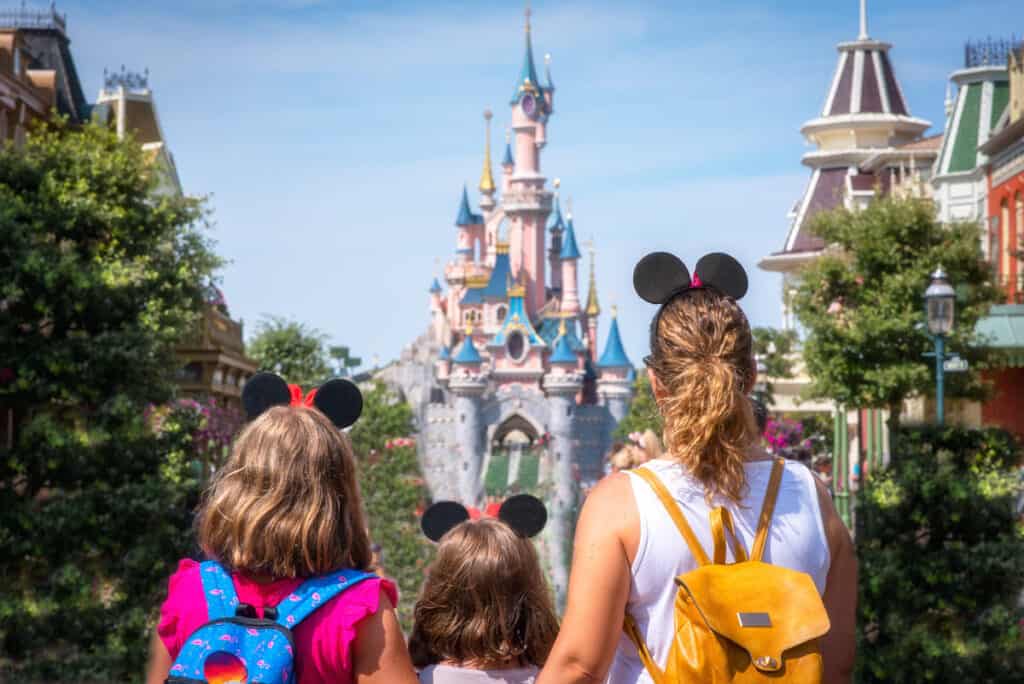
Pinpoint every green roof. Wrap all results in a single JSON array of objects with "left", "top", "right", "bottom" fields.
[
  {"left": 975, "top": 304, "right": 1024, "bottom": 367},
  {"left": 949, "top": 83, "right": 981, "bottom": 173},
  {"left": 990, "top": 81, "right": 1009, "bottom": 131}
]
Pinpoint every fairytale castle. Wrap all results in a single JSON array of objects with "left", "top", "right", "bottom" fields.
[{"left": 382, "top": 9, "right": 634, "bottom": 520}]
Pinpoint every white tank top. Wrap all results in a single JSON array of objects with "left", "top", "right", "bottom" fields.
[{"left": 606, "top": 458, "right": 830, "bottom": 684}]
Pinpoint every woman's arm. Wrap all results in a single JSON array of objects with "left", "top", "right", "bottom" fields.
[
  {"left": 353, "top": 590, "right": 419, "bottom": 684},
  {"left": 537, "top": 473, "right": 637, "bottom": 684},
  {"left": 145, "top": 630, "right": 173, "bottom": 684},
  {"left": 815, "top": 477, "right": 857, "bottom": 683}
]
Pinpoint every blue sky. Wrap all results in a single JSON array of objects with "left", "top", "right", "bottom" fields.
[{"left": 57, "top": 0, "right": 1020, "bottom": 368}]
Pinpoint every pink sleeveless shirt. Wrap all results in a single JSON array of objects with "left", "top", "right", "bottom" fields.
[{"left": 158, "top": 559, "right": 397, "bottom": 684}]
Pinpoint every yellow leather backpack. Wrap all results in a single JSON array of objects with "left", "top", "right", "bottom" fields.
[{"left": 624, "top": 458, "right": 831, "bottom": 683}]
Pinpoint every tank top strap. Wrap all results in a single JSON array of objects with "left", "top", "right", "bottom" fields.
[{"left": 632, "top": 466, "right": 710, "bottom": 566}]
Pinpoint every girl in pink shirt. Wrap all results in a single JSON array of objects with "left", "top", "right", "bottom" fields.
[{"left": 145, "top": 373, "right": 418, "bottom": 684}]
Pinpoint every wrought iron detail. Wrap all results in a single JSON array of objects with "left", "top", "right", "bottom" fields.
[
  {"left": 964, "top": 37, "right": 1022, "bottom": 68},
  {"left": 103, "top": 65, "right": 150, "bottom": 91},
  {"left": 0, "top": 2, "right": 66, "bottom": 33}
]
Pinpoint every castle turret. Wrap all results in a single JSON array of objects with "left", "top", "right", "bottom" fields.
[
  {"left": 501, "top": 128, "right": 514, "bottom": 195},
  {"left": 559, "top": 202, "right": 582, "bottom": 316},
  {"left": 450, "top": 328, "right": 488, "bottom": 505},
  {"left": 544, "top": 319, "right": 583, "bottom": 608},
  {"left": 548, "top": 180, "right": 565, "bottom": 296},
  {"left": 597, "top": 308, "right": 633, "bottom": 424},
  {"left": 455, "top": 185, "right": 483, "bottom": 263},
  {"left": 507, "top": 5, "right": 554, "bottom": 318}
]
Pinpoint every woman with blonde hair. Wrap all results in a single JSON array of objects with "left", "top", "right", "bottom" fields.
[{"left": 537, "top": 253, "right": 856, "bottom": 683}]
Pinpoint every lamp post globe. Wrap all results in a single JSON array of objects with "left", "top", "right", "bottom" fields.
[
  {"left": 923, "top": 267, "right": 955, "bottom": 425},
  {"left": 924, "top": 266, "right": 955, "bottom": 336}
]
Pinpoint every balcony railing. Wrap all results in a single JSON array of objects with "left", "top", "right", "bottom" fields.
[
  {"left": 964, "top": 37, "right": 1021, "bottom": 68},
  {"left": 0, "top": 7, "right": 66, "bottom": 33}
]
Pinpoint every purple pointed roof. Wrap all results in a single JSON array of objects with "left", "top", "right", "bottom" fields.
[{"left": 822, "top": 42, "right": 909, "bottom": 118}]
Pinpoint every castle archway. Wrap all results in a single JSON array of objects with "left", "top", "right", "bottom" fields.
[{"left": 486, "top": 413, "right": 543, "bottom": 496}]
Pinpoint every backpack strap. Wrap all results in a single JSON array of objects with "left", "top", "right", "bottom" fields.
[
  {"left": 274, "top": 568, "right": 376, "bottom": 629},
  {"left": 623, "top": 614, "right": 669, "bottom": 684},
  {"left": 631, "top": 467, "right": 710, "bottom": 567},
  {"left": 198, "top": 561, "right": 239, "bottom": 620},
  {"left": 710, "top": 507, "right": 748, "bottom": 564},
  {"left": 750, "top": 458, "right": 786, "bottom": 562}
]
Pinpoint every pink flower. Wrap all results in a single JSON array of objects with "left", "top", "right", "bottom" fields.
[
  {"left": 190, "top": 638, "right": 204, "bottom": 646},
  {"left": 288, "top": 593, "right": 301, "bottom": 602},
  {"left": 247, "top": 628, "right": 259, "bottom": 636},
  {"left": 827, "top": 300, "right": 843, "bottom": 315},
  {"left": 312, "top": 592, "right": 321, "bottom": 603}
]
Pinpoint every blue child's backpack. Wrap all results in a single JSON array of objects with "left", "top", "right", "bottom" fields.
[{"left": 166, "top": 561, "right": 376, "bottom": 683}]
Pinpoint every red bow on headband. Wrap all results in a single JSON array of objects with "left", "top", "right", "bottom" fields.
[
  {"left": 288, "top": 384, "right": 319, "bottom": 407},
  {"left": 690, "top": 273, "right": 703, "bottom": 288}
]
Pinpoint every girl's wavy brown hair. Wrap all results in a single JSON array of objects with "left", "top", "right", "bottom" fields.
[
  {"left": 196, "top": 406, "right": 372, "bottom": 577},
  {"left": 409, "top": 518, "right": 559, "bottom": 669},
  {"left": 647, "top": 288, "right": 757, "bottom": 503}
]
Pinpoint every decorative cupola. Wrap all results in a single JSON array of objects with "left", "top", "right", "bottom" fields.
[
  {"left": 761, "top": 0, "right": 929, "bottom": 274},
  {"left": 489, "top": 279, "right": 547, "bottom": 379}
]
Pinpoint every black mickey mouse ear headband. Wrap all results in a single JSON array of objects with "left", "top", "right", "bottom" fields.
[
  {"left": 420, "top": 494, "right": 548, "bottom": 542},
  {"left": 633, "top": 251, "right": 748, "bottom": 305},
  {"left": 241, "top": 371, "right": 363, "bottom": 429}
]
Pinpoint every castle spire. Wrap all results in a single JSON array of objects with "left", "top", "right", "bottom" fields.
[
  {"left": 585, "top": 241, "right": 600, "bottom": 317},
  {"left": 510, "top": 2, "right": 541, "bottom": 104},
  {"left": 544, "top": 52, "right": 555, "bottom": 90},
  {"left": 479, "top": 109, "right": 496, "bottom": 195},
  {"left": 598, "top": 306, "right": 631, "bottom": 368},
  {"left": 858, "top": 0, "right": 868, "bottom": 41},
  {"left": 502, "top": 127, "right": 514, "bottom": 167}
]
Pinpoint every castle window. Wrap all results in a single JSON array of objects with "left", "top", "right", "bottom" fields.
[
  {"left": 496, "top": 306, "right": 507, "bottom": 323},
  {"left": 506, "top": 330, "right": 526, "bottom": 363}
]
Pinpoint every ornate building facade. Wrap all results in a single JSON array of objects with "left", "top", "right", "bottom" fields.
[{"left": 381, "top": 8, "right": 634, "bottom": 601}]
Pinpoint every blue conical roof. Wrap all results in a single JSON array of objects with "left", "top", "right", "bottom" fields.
[
  {"left": 429, "top": 278, "right": 442, "bottom": 293},
  {"left": 455, "top": 185, "right": 483, "bottom": 226},
  {"left": 502, "top": 141, "right": 514, "bottom": 167},
  {"left": 549, "top": 330, "right": 577, "bottom": 364},
  {"left": 438, "top": 345, "right": 450, "bottom": 361},
  {"left": 560, "top": 216, "right": 581, "bottom": 260},
  {"left": 598, "top": 316, "right": 631, "bottom": 368},
  {"left": 453, "top": 335, "right": 482, "bottom": 364},
  {"left": 548, "top": 196, "right": 564, "bottom": 232},
  {"left": 480, "top": 251, "right": 512, "bottom": 299},
  {"left": 510, "top": 25, "right": 542, "bottom": 105}
]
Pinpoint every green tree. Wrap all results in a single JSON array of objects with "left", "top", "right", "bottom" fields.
[
  {"left": 790, "top": 196, "right": 1000, "bottom": 430},
  {"left": 614, "top": 372, "right": 663, "bottom": 439},
  {"left": 0, "top": 120, "right": 219, "bottom": 679},
  {"left": 349, "top": 382, "right": 432, "bottom": 631},
  {"left": 857, "top": 427, "right": 1024, "bottom": 682},
  {"left": 247, "top": 315, "right": 331, "bottom": 387}
]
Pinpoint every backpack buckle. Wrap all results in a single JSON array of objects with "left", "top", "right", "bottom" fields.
[{"left": 235, "top": 603, "right": 257, "bottom": 619}]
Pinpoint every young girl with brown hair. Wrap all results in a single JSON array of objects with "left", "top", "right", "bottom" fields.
[
  {"left": 538, "top": 253, "right": 857, "bottom": 683},
  {"left": 410, "top": 497, "right": 560, "bottom": 684},
  {"left": 146, "top": 373, "right": 418, "bottom": 684}
]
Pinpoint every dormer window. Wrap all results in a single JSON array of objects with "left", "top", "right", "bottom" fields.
[{"left": 506, "top": 330, "right": 526, "bottom": 363}]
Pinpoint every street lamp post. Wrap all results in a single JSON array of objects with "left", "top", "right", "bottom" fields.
[{"left": 924, "top": 267, "right": 956, "bottom": 426}]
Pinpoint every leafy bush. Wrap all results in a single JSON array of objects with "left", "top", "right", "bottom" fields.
[
  {"left": 857, "top": 426, "right": 1024, "bottom": 682},
  {"left": 349, "top": 383, "right": 433, "bottom": 631}
]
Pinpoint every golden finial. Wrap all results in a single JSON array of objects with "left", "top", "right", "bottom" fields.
[
  {"left": 553, "top": 177, "right": 560, "bottom": 189},
  {"left": 525, "top": 1, "right": 531, "bottom": 33},
  {"left": 558, "top": 317, "right": 567, "bottom": 336},
  {"left": 505, "top": 126, "right": 511, "bottom": 144},
  {"left": 611, "top": 304, "right": 618, "bottom": 317},
  {"left": 479, "top": 109, "right": 496, "bottom": 194},
  {"left": 464, "top": 322, "right": 473, "bottom": 336},
  {"left": 566, "top": 195, "right": 573, "bottom": 220}
]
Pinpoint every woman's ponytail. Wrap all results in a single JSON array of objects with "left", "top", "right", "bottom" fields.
[{"left": 647, "top": 289, "right": 757, "bottom": 503}]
